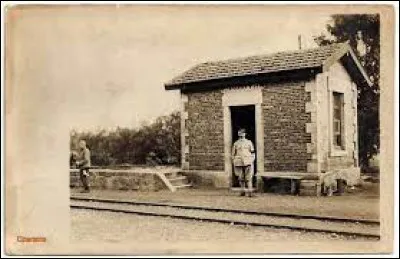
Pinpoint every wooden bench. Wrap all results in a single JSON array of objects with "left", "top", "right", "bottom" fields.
[{"left": 257, "top": 172, "right": 319, "bottom": 195}]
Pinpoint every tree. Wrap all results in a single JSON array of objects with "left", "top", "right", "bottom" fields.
[
  {"left": 314, "top": 14, "right": 380, "bottom": 168},
  {"left": 69, "top": 111, "right": 181, "bottom": 167}
]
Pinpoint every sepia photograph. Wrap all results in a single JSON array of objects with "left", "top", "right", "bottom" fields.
[{"left": 4, "top": 2, "right": 397, "bottom": 256}]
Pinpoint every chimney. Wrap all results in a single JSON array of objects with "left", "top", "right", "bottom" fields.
[{"left": 298, "top": 35, "right": 302, "bottom": 50}]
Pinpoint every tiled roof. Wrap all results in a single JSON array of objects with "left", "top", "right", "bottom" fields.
[{"left": 165, "top": 43, "right": 346, "bottom": 88}]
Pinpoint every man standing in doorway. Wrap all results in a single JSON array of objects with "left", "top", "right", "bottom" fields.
[
  {"left": 76, "top": 140, "right": 91, "bottom": 193},
  {"left": 232, "top": 128, "right": 255, "bottom": 197}
]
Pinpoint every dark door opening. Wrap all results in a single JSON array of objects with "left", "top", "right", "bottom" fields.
[{"left": 230, "top": 105, "right": 257, "bottom": 188}]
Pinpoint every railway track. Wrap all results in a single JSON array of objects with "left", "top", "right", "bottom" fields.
[{"left": 70, "top": 196, "right": 380, "bottom": 240}]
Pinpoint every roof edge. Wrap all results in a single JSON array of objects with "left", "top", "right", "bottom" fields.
[
  {"left": 164, "top": 65, "right": 322, "bottom": 91},
  {"left": 164, "top": 82, "right": 181, "bottom": 90},
  {"left": 322, "top": 43, "right": 373, "bottom": 87},
  {"left": 165, "top": 67, "right": 320, "bottom": 92},
  {"left": 347, "top": 47, "right": 373, "bottom": 87}
]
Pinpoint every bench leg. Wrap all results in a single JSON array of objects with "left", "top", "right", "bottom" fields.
[
  {"left": 336, "top": 179, "right": 346, "bottom": 195},
  {"left": 256, "top": 176, "right": 264, "bottom": 193},
  {"left": 290, "top": 179, "right": 297, "bottom": 195},
  {"left": 316, "top": 182, "right": 322, "bottom": 197}
]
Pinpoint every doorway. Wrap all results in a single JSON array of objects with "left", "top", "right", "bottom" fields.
[{"left": 230, "top": 105, "right": 257, "bottom": 187}]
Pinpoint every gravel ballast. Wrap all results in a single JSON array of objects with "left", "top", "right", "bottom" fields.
[{"left": 71, "top": 209, "right": 375, "bottom": 243}]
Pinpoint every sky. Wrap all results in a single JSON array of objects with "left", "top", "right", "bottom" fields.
[{"left": 9, "top": 5, "right": 334, "bottom": 132}]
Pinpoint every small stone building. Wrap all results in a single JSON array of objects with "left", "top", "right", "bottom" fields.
[{"left": 165, "top": 43, "right": 372, "bottom": 195}]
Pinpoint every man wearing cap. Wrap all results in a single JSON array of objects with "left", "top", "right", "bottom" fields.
[
  {"left": 232, "top": 128, "right": 255, "bottom": 197},
  {"left": 75, "top": 140, "right": 91, "bottom": 193}
]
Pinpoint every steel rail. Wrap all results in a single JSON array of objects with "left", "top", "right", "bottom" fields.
[
  {"left": 70, "top": 200, "right": 380, "bottom": 240},
  {"left": 70, "top": 196, "right": 379, "bottom": 225}
]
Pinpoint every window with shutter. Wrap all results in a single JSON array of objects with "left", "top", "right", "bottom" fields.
[{"left": 332, "top": 92, "right": 344, "bottom": 149}]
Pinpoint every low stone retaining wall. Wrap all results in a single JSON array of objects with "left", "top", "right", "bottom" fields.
[{"left": 70, "top": 168, "right": 167, "bottom": 191}]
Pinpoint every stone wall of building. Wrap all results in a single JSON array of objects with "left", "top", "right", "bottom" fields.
[
  {"left": 183, "top": 81, "right": 313, "bottom": 173},
  {"left": 185, "top": 91, "right": 225, "bottom": 170},
  {"left": 317, "top": 62, "right": 359, "bottom": 172},
  {"left": 262, "top": 81, "right": 312, "bottom": 172}
]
